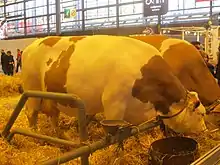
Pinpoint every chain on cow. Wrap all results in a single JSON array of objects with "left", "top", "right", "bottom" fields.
[{"left": 157, "top": 90, "right": 200, "bottom": 120}]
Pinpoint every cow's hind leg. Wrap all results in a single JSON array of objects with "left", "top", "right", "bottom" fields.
[
  {"left": 50, "top": 113, "right": 65, "bottom": 139},
  {"left": 51, "top": 114, "right": 79, "bottom": 141},
  {"left": 49, "top": 103, "right": 72, "bottom": 140},
  {"left": 25, "top": 98, "right": 42, "bottom": 130},
  {"left": 28, "top": 110, "right": 39, "bottom": 130}
]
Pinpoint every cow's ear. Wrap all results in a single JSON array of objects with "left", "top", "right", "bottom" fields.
[{"left": 140, "top": 55, "right": 186, "bottom": 105}]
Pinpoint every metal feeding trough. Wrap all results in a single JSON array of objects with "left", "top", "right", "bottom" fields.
[
  {"left": 100, "top": 120, "right": 131, "bottom": 136},
  {"left": 148, "top": 137, "right": 198, "bottom": 165}
]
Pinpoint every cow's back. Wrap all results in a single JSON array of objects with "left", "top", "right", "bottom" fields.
[
  {"left": 67, "top": 35, "right": 159, "bottom": 89},
  {"left": 130, "top": 35, "right": 169, "bottom": 50}
]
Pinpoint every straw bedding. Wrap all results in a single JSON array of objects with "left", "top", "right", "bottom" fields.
[
  {"left": 0, "top": 74, "right": 219, "bottom": 165},
  {"left": 0, "top": 73, "right": 22, "bottom": 97}
]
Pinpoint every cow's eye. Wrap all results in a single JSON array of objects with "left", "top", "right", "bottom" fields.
[{"left": 194, "top": 101, "right": 200, "bottom": 109}]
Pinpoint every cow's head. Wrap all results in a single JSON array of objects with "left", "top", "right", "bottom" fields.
[{"left": 132, "top": 55, "right": 207, "bottom": 134}]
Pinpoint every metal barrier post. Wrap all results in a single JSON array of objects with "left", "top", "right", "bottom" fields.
[
  {"left": 1, "top": 94, "right": 27, "bottom": 138},
  {"left": 7, "top": 128, "right": 82, "bottom": 147},
  {"left": 191, "top": 144, "right": 220, "bottom": 165},
  {"left": 77, "top": 103, "right": 89, "bottom": 165},
  {"left": 1, "top": 91, "right": 88, "bottom": 154}
]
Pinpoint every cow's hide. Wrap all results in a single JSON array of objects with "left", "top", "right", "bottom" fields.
[{"left": 22, "top": 35, "right": 207, "bottom": 134}]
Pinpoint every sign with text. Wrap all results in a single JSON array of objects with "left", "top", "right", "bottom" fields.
[
  {"left": 64, "top": 8, "right": 77, "bottom": 19},
  {"left": 144, "top": 0, "right": 168, "bottom": 17}
]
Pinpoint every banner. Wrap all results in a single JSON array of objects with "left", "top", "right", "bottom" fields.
[{"left": 144, "top": 0, "right": 168, "bottom": 17}]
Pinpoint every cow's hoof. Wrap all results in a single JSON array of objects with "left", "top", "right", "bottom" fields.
[{"left": 30, "top": 126, "right": 38, "bottom": 132}]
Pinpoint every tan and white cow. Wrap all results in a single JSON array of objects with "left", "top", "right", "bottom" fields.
[
  {"left": 131, "top": 35, "right": 220, "bottom": 127},
  {"left": 21, "top": 35, "right": 207, "bottom": 138}
]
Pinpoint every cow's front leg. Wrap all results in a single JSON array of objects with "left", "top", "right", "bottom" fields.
[
  {"left": 103, "top": 102, "right": 126, "bottom": 121},
  {"left": 73, "top": 114, "right": 97, "bottom": 133},
  {"left": 86, "top": 114, "right": 98, "bottom": 125},
  {"left": 102, "top": 82, "right": 129, "bottom": 124},
  {"left": 160, "top": 123, "right": 181, "bottom": 137}
]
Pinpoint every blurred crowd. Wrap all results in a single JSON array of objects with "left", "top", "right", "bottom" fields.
[
  {"left": 191, "top": 41, "right": 220, "bottom": 85},
  {"left": 0, "top": 49, "right": 22, "bottom": 76}
]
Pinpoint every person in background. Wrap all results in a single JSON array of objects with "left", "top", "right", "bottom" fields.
[
  {"left": 16, "top": 49, "right": 22, "bottom": 73},
  {"left": 215, "top": 46, "right": 220, "bottom": 86},
  {"left": 191, "top": 41, "right": 201, "bottom": 50},
  {"left": 6, "top": 51, "right": 14, "bottom": 76},
  {"left": 200, "top": 50, "right": 215, "bottom": 77},
  {"left": 1, "top": 49, "right": 7, "bottom": 74}
]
